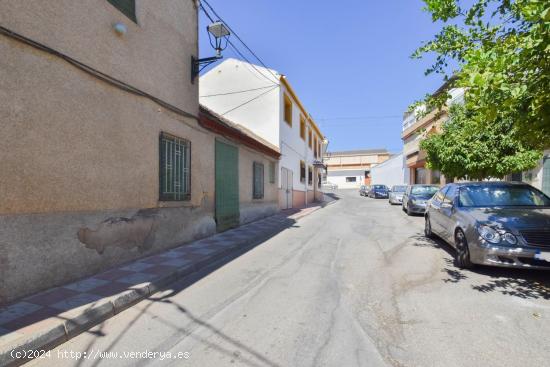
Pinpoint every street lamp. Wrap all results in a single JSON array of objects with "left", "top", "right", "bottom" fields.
[{"left": 191, "top": 21, "right": 230, "bottom": 83}]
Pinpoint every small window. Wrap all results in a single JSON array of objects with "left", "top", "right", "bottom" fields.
[
  {"left": 269, "top": 161, "right": 276, "bottom": 183},
  {"left": 159, "top": 132, "right": 190, "bottom": 201},
  {"left": 313, "top": 136, "right": 318, "bottom": 158},
  {"left": 253, "top": 162, "right": 264, "bottom": 199},
  {"left": 308, "top": 129, "right": 312, "bottom": 149},
  {"left": 346, "top": 177, "right": 357, "bottom": 183},
  {"left": 308, "top": 166, "right": 313, "bottom": 186},
  {"left": 300, "top": 161, "right": 306, "bottom": 183},
  {"left": 300, "top": 116, "right": 306, "bottom": 140},
  {"left": 107, "top": 0, "right": 137, "bottom": 23},
  {"left": 284, "top": 94, "right": 293, "bottom": 126}
]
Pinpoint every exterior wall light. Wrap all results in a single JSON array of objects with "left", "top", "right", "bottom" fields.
[
  {"left": 113, "top": 22, "right": 127, "bottom": 36},
  {"left": 191, "top": 21, "right": 230, "bottom": 83}
]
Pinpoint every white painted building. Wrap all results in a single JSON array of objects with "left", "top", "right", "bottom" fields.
[
  {"left": 324, "top": 149, "right": 391, "bottom": 189},
  {"left": 369, "top": 153, "right": 409, "bottom": 187},
  {"left": 200, "top": 58, "right": 327, "bottom": 209}
]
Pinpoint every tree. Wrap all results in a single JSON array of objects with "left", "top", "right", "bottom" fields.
[
  {"left": 412, "top": 0, "right": 550, "bottom": 178},
  {"left": 420, "top": 104, "right": 542, "bottom": 180}
]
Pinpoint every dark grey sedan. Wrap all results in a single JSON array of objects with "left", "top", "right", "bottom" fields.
[
  {"left": 424, "top": 182, "right": 550, "bottom": 269},
  {"left": 402, "top": 185, "right": 440, "bottom": 215}
]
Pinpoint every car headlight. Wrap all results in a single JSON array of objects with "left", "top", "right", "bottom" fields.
[
  {"left": 477, "top": 226, "right": 518, "bottom": 245},
  {"left": 502, "top": 232, "right": 517, "bottom": 245},
  {"left": 478, "top": 225, "right": 501, "bottom": 244}
]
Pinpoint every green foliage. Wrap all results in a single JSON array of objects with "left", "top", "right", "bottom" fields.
[
  {"left": 413, "top": 0, "right": 550, "bottom": 162},
  {"left": 420, "top": 104, "right": 542, "bottom": 180}
]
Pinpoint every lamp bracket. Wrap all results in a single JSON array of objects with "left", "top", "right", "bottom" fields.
[{"left": 191, "top": 55, "right": 222, "bottom": 83}]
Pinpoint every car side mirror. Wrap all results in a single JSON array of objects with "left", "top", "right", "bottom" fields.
[{"left": 441, "top": 202, "right": 453, "bottom": 209}]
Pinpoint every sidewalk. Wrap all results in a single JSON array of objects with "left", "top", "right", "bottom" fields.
[{"left": 0, "top": 200, "right": 337, "bottom": 367}]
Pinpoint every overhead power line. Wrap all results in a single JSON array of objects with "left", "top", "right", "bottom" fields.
[
  {"left": 200, "top": 0, "right": 280, "bottom": 84},
  {"left": 316, "top": 115, "right": 402, "bottom": 121},
  {"left": 199, "top": 4, "right": 278, "bottom": 85},
  {"left": 200, "top": 85, "right": 275, "bottom": 97},
  {"left": 221, "top": 85, "right": 279, "bottom": 115}
]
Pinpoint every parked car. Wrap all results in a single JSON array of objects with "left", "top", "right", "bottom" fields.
[
  {"left": 323, "top": 182, "right": 338, "bottom": 190},
  {"left": 389, "top": 185, "right": 407, "bottom": 205},
  {"left": 402, "top": 184, "right": 439, "bottom": 215},
  {"left": 368, "top": 184, "right": 389, "bottom": 198},
  {"left": 424, "top": 181, "right": 550, "bottom": 269},
  {"left": 359, "top": 185, "right": 370, "bottom": 196}
]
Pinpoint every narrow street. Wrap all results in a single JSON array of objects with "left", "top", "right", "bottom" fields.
[{"left": 33, "top": 190, "right": 550, "bottom": 367}]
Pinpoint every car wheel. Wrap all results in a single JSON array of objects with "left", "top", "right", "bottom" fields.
[
  {"left": 424, "top": 216, "right": 434, "bottom": 238},
  {"left": 406, "top": 204, "right": 412, "bottom": 216},
  {"left": 455, "top": 229, "right": 473, "bottom": 269}
]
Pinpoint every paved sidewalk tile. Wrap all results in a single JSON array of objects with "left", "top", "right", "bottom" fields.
[{"left": 0, "top": 205, "right": 324, "bottom": 352}]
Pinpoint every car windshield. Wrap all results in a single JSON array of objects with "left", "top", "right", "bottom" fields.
[
  {"left": 411, "top": 186, "right": 439, "bottom": 196},
  {"left": 392, "top": 186, "right": 407, "bottom": 192},
  {"left": 459, "top": 185, "right": 550, "bottom": 207},
  {"left": 373, "top": 185, "right": 387, "bottom": 190}
]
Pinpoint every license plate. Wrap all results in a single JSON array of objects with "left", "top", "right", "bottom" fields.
[{"left": 535, "top": 251, "right": 550, "bottom": 262}]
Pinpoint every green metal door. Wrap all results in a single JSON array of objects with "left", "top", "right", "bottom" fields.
[
  {"left": 542, "top": 155, "right": 550, "bottom": 197},
  {"left": 215, "top": 140, "right": 239, "bottom": 231}
]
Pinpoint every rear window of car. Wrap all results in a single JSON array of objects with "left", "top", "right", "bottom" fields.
[
  {"left": 458, "top": 185, "right": 550, "bottom": 207},
  {"left": 373, "top": 185, "right": 387, "bottom": 190},
  {"left": 411, "top": 186, "right": 439, "bottom": 195},
  {"left": 392, "top": 186, "right": 407, "bottom": 192}
]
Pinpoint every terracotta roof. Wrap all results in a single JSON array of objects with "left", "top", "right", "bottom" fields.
[{"left": 198, "top": 105, "right": 281, "bottom": 159}]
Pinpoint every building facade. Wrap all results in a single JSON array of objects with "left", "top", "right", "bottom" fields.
[
  {"left": 402, "top": 86, "right": 464, "bottom": 185},
  {"left": 369, "top": 153, "right": 409, "bottom": 188},
  {"left": 324, "top": 149, "right": 391, "bottom": 189},
  {"left": 0, "top": 1, "right": 279, "bottom": 304},
  {"left": 200, "top": 58, "right": 327, "bottom": 209}
]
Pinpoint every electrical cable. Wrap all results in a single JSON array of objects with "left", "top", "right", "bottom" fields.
[
  {"left": 221, "top": 85, "right": 279, "bottom": 115},
  {"left": 199, "top": 2, "right": 279, "bottom": 85},
  {"left": 0, "top": 26, "right": 198, "bottom": 123},
  {"left": 200, "top": 85, "right": 275, "bottom": 97},
  {"left": 201, "top": 0, "right": 280, "bottom": 83}
]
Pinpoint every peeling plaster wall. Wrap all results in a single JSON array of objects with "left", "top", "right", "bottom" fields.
[{"left": 0, "top": 0, "right": 214, "bottom": 304}]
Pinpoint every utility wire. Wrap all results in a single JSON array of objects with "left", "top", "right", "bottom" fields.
[
  {"left": 200, "top": 0, "right": 280, "bottom": 84},
  {"left": 316, "top": 115, "right": 402, "bottom": 121},
  {"left": 200, "top": 85, "right": 275, "bottom": 97},
  {"left": 199, "top": 4, "right": 278, "bottom": 85},
  {"left": 0, "top": 26, "right": 198, "bottom": 123},
  {"left": 221, "top": 85, "right": 279, "bottom": 115}
]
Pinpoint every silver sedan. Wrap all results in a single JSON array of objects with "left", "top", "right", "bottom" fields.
[
  {"left": 389, "top": 185, "right": 407, "bottom": 204},
  {"left": 424, "top": 181, "right": 550, "bottom": 269}
]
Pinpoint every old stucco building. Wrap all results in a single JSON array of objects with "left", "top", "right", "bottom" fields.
[
  {"left": 0, "top": 0, "right": 279, "bottom": 304},
  {"left": 324, "top": 149, "right": 391, "bottom": 189},
  {"left": 199, "top": 58, "right": 327, "bottom": 210}
]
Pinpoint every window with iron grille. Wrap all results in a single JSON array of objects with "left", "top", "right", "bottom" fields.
[
  {"left": 253, "top": 162, "right": 264, "bottom": 199},
  {"left": 159, "top": 133, "right": 190, "bottom": 201},
  {"left": 318, "top": 173, "right": 322, "bottom": 188},
  {"left": 308, "top": 166, "right": 313, "bottom": 186},
  {"left": 300, "top": 160, "right": 306, "bottom": 183},
  {"left": 269, "top": 161, "right": 276, "bottom": 184},
  {"left": 107, "top": 0, "right": 137, "bottom": 22}
]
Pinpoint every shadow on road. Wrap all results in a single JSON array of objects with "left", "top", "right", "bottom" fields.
[{"left": 409, "top": 233, "right": 550, "bottom": 300}]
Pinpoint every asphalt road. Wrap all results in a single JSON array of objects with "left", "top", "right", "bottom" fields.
[{"left": 32, "top": 189, "right": 550, "bottom": 367}]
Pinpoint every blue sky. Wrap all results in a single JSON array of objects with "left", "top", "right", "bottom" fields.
[{"left": 199, "top": 0, "right": 447, "bottom": 153}]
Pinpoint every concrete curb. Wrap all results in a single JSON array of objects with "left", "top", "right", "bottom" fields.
[{"left": 0, "top": 207, "right": 326, "bottom": 367}]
